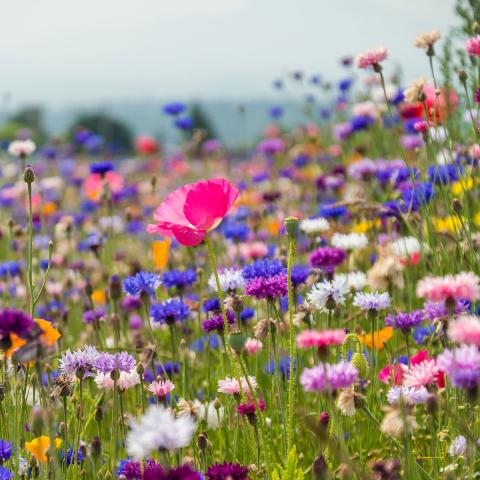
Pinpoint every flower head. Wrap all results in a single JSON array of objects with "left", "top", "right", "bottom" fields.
[
  {"left": 417, "top": 272, "right": 480, "bottom": 302},
  {"left": 448, "top": 315, "right": 480, "bottom": 345},
  {"left": 386, "top": 386, "right": 431, "bottom": 405},
  {"left": 8, "top": 140, "right": 36, "bottom": 157},
  {"left": 385, "top": 310, "right": 424, "bottom": 333},
  {"left": 353, "top": 291, "right": 391, "bottom": 312},
  {"left": 300, "top": 361, "right": 358, "bottom": 392},
  {"left": 297, "top": 329, "right": 346, "bottom": 349},
  {"left": 150, "top": 299, "right": 190, "bottom": 325},
  {"left": 205, "top": 462, "right": 249, "bottom": 480},
  {"left": 309, "top": 247, "right": 346, "bottom": 275},
  {"left": 307, "top": 278, "right": 349, "bottom": 311},
  {"left": 437, "top": 345, "right": 480, "bottom": 390},
  {"left": 149, "top": 379, "right": 175, "bottom": 399},
  {"left": 217, "top": 376, "right": 257, "bottom": 397},
  {"left": 413, "top": 30, "right": 441, "bottom": 50},
  {"left": 356, "top": 47, "right": 388, "bottom": 69},
  {"left": 25, "top": 436, "right": 51, "bottom": 464},
  {"left": 147, "top": 178, "right": 239, "bottom": 246},
  {"left": 123, "top": 272, "right": 162, "bottom": 298},
  {"left": 466, "top": 35, "right": 480, "bottom": 56}
]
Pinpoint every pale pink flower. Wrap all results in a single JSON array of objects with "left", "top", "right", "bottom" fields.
[
  {"left": 416, "top": 272, "right": 480, "bottom": 302},
  {"left": 149, "top": 379, "right": 175, "bottom": 398},
  {"left": 84, "top": 171, "right": 124, "bottom": 202},
  {"left": 448, "top": 315, "right": 480, "bottom": 346},
  {"left": 245, "top": 338, "right": 263, "bottom": 355},
  {"left": 466, "top": 35, "right": 480, "bottom": 56},
  {"left": 356, "top": 47, "right": 388, "bottom": 69},
  {"left": 402, "top": 359, "right": 438, "bottom": 388},
  {"left": 296, "top": 329, "right": 346, "bottom": 349},
  {"left": 95, "top": 369, "right": 140, "bottom": 391},
  {"left": 8, "top": 139, "right": 36, "bottom": 157},
  {"left": 217, "top": 376, "right": 257, "bottom": 396},
  {"left": 237, "top": 241, "right": 269, "bottom": 260}
]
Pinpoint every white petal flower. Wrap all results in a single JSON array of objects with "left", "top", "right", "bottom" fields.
[
  {"left": 299, "top": 217, "right": 330, "bottom": 234},
  {"left": 331, "top": 233, "right": 368, "bottom": 250},
  {"left": 307, "top": 278, "right": 349, "bottom": 311}
]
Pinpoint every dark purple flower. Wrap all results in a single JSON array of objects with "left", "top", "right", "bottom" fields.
[
  {"left": 245, "top": 274, "right": 288, "bottom": 300},
  {"left": 0, "top": 309, "right": 34, "bottom": 346},
  {"left": 202, "top": 310, "right": 236, "bottom": 333},
  {"left": 385, "top": 310, "right": 424, "bottom": 333},
  {"left": 206, "top": 462, "right": 249, "bottom": 480},
  {"left": 309, "top": 247, "right": 346, "bottom": 275}
]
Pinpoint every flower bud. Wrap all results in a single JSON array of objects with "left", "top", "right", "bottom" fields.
[
  {"left": 458, "top": 69, "right": 468, "bottom": 82},
  {"left": 109, "top": 275, "right": 122, "bottom": 301},
  {"left": 351, "top": 352, "right": 369, "bottom": 379},
  {"left": 284, "top": 216, "right": 299, "bottom": 238},
  {"left": 23, "top": 166, "right": 35, "bottom": 184},
  {"left": 229, "top": 331, "right": 247, "bottom": 353},
  {"left": 91, "top": 436, "right": 102, "bottom": 459},
  {"left": 196, "top": 432, "right": 209, "bottom": 451}
]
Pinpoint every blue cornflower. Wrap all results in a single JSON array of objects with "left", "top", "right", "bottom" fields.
[
  {"left": 156, "top": 361, "right": 181, "bottom": 376},
  {"left": 240, "top": 306, "right": 255, "bottom": 322},
  {"left": 123, "top": 272, "right": 162, "bottom": 298},
  {"left": 428, "top": 162, "right": 464, "bottom": 185},
  {"left": 163, "top": 102, "right": 187, "bottom": 116},
  {"left": 401, "top": 182, "right": 434, "bottom": 211},
  {"left": 150, "top": 299, "right": 189, "bottom": 325},
  {"left": 338, "top": 78, "right": 353, "bottom": 91},
  {"left": 290, "top": 265, "right": 310, "bottom": 287},
  {"left": 412, "top": 325, "right": 435, "bottom": 345},
  {"left": 0, "top": 466, "right": 13, "bottom": 480},
  {"left": 293, "top": 154, "right": 310, "bottom": 168},
  {"left": 89, "top": 161, "right": 114, "bottom": 175},
  {"left": 280, "top": 294, "right": 304, "bottom": 312},
  {"left": 265, "top": 356, "right": 297, "bottom": 379},
  {"left": 0, "top": 439, "right": 12, "bottom": 463},
  {"left": 60, "top": 447, "right": 83, "bottom": 466},
  {"left": 349, "top": 115, "right": 374, "bottom": 132},
  {"left": 203, "top": 298, "right": 221, "bottom": 313},
  {"left": 269, "top": 105, "right": 284, "bottom": 118},
  {"left": 162, "top": 269, "right": 197, "bottom": 289},
  {"left": 223, "top": 222, "right": 250, "bottom": 242},
  {"left": 0, "top": 261, "right": 22, "bottom": 278},
  {"left": 319, "top": 203, "right": 347, "bottom": 219},
  {"left": 242, "top": 259, "right": 286, "bottom": 280},
  {"left": 189, "top": 335, "right": 220, "bottom": 352},
  {"left": 174, "top": 117, "right": 193, "bottom": 130}
]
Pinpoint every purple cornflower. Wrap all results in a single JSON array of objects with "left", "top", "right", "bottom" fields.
[
  {"left": 123, "top": 272, "right": 162, "bottom": 298},
  {"left": 82, "top": 308, "right": 105, "bottom": 325},
  {"left": 353, "top": 291, "right": 391, "bottom": 312},
  {"left": 206, "top": 462, "right": 249, "bottom": 480},
  {"left": 202, "top": 310, "right": 236, "bottom": 333},
  {"left": 244, "top": 275, "right": 287, "bottom": 300},
  {"left": 150, "top": 299, "right": 190, "bottom": 325},
  {"left": 309, "top": 247, "right": 346, "bottom": 276},
  {"left": 437, "top": 345, "right": 480, "bottom": 390},
  {"left": 162, "top": 269, "right": 197, "bottom": 289},
  {"left": 385, "top": 310, "right": 424, "bottom": 333},
  {"left": 59, "top": 346, "right": 99, "bottom": 376},
  {"left": 95, "top": 351, "right": 136, "bottom": 373},
  {"left": 422, "top": 299, "right": 468, "bottom": 321},
  {"left": 0, "top": 309, "right": 34, "bottom": 343},
  {"left": 242, "top": 259, "right": 287, "bottom": 300},
  {"left": 121, "top": 296, "right": 143, "bottom": 311},
  {"left": 0, "top": 439, "right": 12, "bottom": 463},
  {"left": 300, "top": 361, "right": 358, "bottom": 392}
]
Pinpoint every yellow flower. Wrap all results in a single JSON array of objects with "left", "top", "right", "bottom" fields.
[
  {"left": 433, "top": 216, "right": 463, "bottom": 234},
  {"left": 359, "top": 327, "right": 393, "bottom": 350},
  {"left": 451, "top": 177, "right": 473, "bottom": 196},
  {"left": 152, "top": 239, "right": 171, "bottom": 269},
  {"left": 353, "top": 219, "right": 381, "bottom": 233},
  {"left": 25, "top": 436, "right": 51, "bottom": 463},
  {"left": 474, "top": 211, "right": 480, "bottom": 227}
]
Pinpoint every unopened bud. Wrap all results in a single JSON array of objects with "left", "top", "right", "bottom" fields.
[
  {"left": 284, "top": 216, "right": 299, "bottom": 238},
  {"left": 23, "top": 166, "right": 35, "bottom": 184}
]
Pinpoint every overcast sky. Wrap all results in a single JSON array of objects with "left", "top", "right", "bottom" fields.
[{"left": 1, "top": 0, "right": 457, "bottom": 107}]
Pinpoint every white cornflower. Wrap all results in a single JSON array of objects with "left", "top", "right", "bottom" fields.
[
  {"left": 331, "top": 232, "right": 368, "bottom": 251},
  {"left": 193, "top": 399, "right": 223, "bottom": 429},
  {"left": 413, "top": 30, "right": 441, "bottom": 49},
  {"left": 353, "top": 291, "right": 390, "bottom": 311},
  {"left": 208, "top": 267, "right": 245, "bottom": 292},
  {"left": 98, "top": 215, "right": 125, "bottom": 233},
  {"left": 391, "top": 237, "right": 421, "bottom": 258},
  {"left": 386, "top": 386, "right": 431, "bottom": 405},
  {"left": 307, "top": 278, "right": 349, "bottom": 311},
  {"left": 126, "top": 405, "right": 196, "bottom": 459},
  {"left": 334, "top": 271, "right": 367, "bottom": 291},
  {"left": 299, "top": 217, "right": 330, "bottom": 234},
  {"left": 8, "top": 139, "right": 36, "bottom": 157}
]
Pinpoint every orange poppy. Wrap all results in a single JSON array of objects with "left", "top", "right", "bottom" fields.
[{"left": 359, "top": 326, "right": 393, "bottom": 350}]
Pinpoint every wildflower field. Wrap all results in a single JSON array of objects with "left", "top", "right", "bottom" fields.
[{"left": 3, "top": 2, "right": 480, "bottom": 480}]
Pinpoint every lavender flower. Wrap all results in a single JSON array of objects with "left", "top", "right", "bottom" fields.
[
  {"left": 59, "top": 346, "right": 100, "bottom": 376},
  {"left": 386, "top": 386, "right": 431, "bottom": 405},
  {"left": 95, "top": 351, "right": 136, "bottom": 373},
  {"left": 437, "top": 345, "right": 480, "bottom": 390},
  {"left": 353, "top": 291, "right": 391, "bottom": 312},
  {"left": 300, "top": 361, "right": 358, "bottom": 392},
  {"left": 385, "top": 310, "right": 424, "bottom": 333}
]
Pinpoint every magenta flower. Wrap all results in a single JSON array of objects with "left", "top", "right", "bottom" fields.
[
  {"left": 466, "top": 35, "right": 480, "bottom": 56},
  {"left": 147, "top": 178, "right": 239, "bottom": 246}
]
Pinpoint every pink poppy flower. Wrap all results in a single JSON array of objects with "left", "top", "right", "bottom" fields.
[
  {"left": 379, "top": 363, "right": 404, "bottom": 385},
  {"left": 466, "top": 35, "right": 480, "bottom": 56},
  {"left": 147, "top": 178, "right": 239, "bottom": 247},
  {"left": 448, "top": 315, "right": 480, "bottom": 346},
  {"left": 296, "top": 329, "right": 346, "bottom": 349}
]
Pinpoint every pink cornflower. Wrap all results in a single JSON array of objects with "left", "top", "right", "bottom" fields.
[
  {"left": 355, "top": 47, "right": 388, "bottom": 69},
  {"left": 402, "top": 359, "right": 438, "bottom": 388},
  {"left": 296, "top": 329, "right": 346, "bottom": 349},
  {"left": 94, "top": 369, "right": 140, "bottom": 391},
  {"left": 416, "top": 272, "right": 480, "bottom": 303},
  {"left": 244, "top": 338, "right": 263, "bottom": 355},
  {"left": 148, "top": 379, "right": 175, "bottom": 399},
  {"left": 237, "top": 241, "right": 269, "bottom": 260},
  {"left": 147, "top": 178, "right": 239, "bottom": 246},
  {"left": 217, "top": 376, "right": 257, "bottom": 397},
  {"left": 466, "top": 35, "right": 480, "bottom": 56},
  {"left": 448, "top": 315, "right": 480, "bottom": 346}
]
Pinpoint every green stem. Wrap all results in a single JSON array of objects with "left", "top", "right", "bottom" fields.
[{"left": 27, "top": 182, "right": 34, "bottom": 316}]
